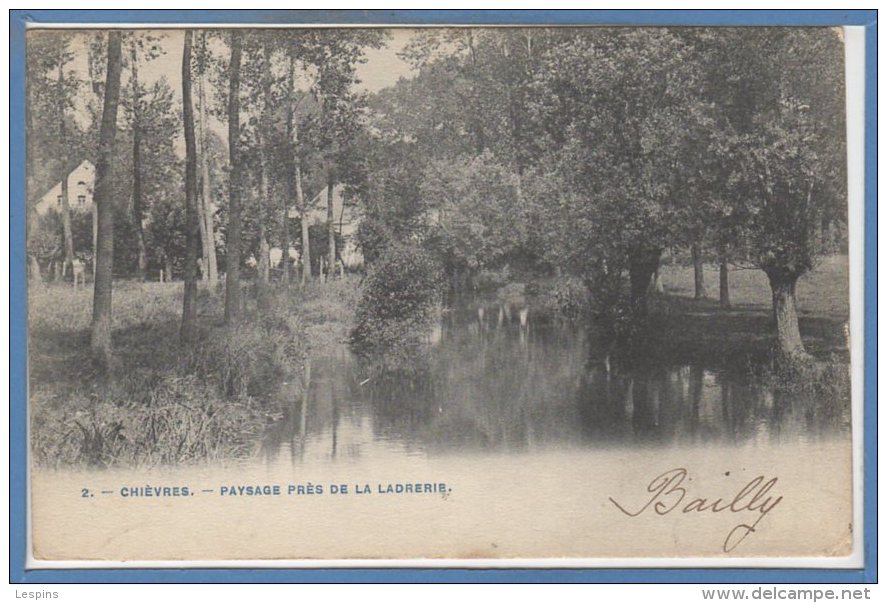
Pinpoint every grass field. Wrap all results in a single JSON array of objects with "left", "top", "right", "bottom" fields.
[
  {"left": 648, "top": 254, "right": 850, "bottom": 368},
  {"left": 658, "top": 254, "right": 850, "bottom": 321}
]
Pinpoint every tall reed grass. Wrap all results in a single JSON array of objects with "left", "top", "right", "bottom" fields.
[{"left": 29, "top": 280, "right": 316, "bottom": 469}]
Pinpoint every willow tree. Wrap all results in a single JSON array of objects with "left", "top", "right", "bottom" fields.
[
  {"left": 717, "top": 29, "right": 846, "bottom": 364},
  {"left": 90, "top": 31, "right": 123, "bottom": 372},
  {"left": 530, "top": 29, "right": 710, "bottom": 317}
]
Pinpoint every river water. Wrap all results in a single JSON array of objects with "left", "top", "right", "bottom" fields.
[{"left": 261, "top": 299, "right": 849, "bottom": 467}]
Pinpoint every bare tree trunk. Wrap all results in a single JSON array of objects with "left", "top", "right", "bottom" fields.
[
  {"left": 129, "top": 43, "right": 148, "bottom": 281},
  {"left": 257, "top": 185, "right": 271, "bottom": 282},
  {"left": 300, "top": 207, "right": 311, "bottom": 283},
  {"left": 181, "top": 30, "right": 200, "bottom": 344},
  {"left": 257, "top": 220, "right": 271, "bottom": 303},
  {"left": 281, "top": 178, "right": 291, "bottom": 285},
  {"left": 57, "top": 60, "right": 75, "bottom": 280},
  {"left": 197, "top": 30, "right": 218, "bottom": 286},
  {"left": 197, "top": 171, "right": 209, "bottom": 281},
  {"left": 255, "top": 37, "right": 273, "bottom": 306},
  {"left": 327, "top": 176, "right": 336, "bottom": 279},
  {"left": 286, "top": 56, "right": 310, "bottom": 285},
  {"left": 196, "top": 84, "right": 210, "bottom": 283},
  {"left": 629, "top": 248, "right": 661, "bottom": 318},
  {"left": 281, "top": 56, "right": 298, "bottom": 286},
  {"left": 90, "top": 31, "right": 123, "bottom": 373},
  {"left": 28, "top": 255, "right": 42, "bottom": 283},
  {"left": 718, "top": 245, "right": 731, "bottom": 310},
  {"left": 766, "top": 271, "right": 808, "bottom": 365},
  {"left": 691, "top": 243, "right": 706, "bottom": 300},
  {"left": 295, "top": 136, "right": 309, "bottom": 284},
  {"left": 649, "top": 266, "right": 664, "bottom": 294},
  {"left": 224, "top": 30, "right": 244, "bottom": 323},
  {"left": 91, "top": 204, "right": 97, "bottom": 277}
]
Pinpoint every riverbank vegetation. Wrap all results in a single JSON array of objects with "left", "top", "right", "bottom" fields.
[{"left": 29, "top": 279, "right": 358, "bottom": 468}]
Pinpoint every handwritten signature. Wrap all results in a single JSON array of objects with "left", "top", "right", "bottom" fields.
[{"left": 608, "top": 468, "right": 783, "bottom": 552}]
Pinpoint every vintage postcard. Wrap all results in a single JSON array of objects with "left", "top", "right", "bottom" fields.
[{"left": 23, "top": 21, "right": 865, "bottom": 568}]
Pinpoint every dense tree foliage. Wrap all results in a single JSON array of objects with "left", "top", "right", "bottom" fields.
[{"left": 25, "top": 27, "right": 846, "bottom": 364}]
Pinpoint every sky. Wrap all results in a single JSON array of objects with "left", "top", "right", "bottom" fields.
[
  {"left": 29, "top": 27, "right": 418, "bottom": 159},
  {"left": 36, "top": 27, "right": 417, "bottom": 135}
]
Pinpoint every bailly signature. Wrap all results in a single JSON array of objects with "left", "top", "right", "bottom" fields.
[{"left": 608, "top": 468, "right": 783, "bottom": 553}]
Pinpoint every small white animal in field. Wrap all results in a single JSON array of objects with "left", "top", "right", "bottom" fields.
[{"left": 71, "top": 258, "right": 86, "bottom": 290}]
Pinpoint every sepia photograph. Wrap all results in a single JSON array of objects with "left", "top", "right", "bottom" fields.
[{"left": 21, "top": 20, "right": 863, "bottom": 566}]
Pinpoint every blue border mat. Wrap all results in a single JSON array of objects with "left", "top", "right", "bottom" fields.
[{"left": 9, "top": 9, "right": 877, "bottom": 584}]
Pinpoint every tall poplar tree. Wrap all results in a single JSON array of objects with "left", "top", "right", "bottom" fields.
[{"left": 90, "top": 31, "right": 123, "bottom": 372}]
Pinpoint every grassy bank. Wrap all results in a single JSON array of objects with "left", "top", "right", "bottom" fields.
[
  {"left": 652, "top": 254, "right": 849, "bottom": 362},
  {"left": 643, "top": 256, "right": 850, "bottom": 422},
  {"left": 28, "top": 276, "right": 361, "bottom": 469}
]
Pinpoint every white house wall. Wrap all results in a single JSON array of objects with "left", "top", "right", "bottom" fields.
[{"left": 33, "top": 160, "right": 96, "bottom": 216}]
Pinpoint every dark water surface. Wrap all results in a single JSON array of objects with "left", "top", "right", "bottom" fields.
[{"left": 261, "top": 299, "right": 849, "bottom": 465}]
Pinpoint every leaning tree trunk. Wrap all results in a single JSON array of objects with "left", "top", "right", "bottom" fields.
[
  {"left": 57, "top": 60, "right": 75, "bottom": 280},
  {"left": 180, "top": 30, "right": 200, "bottom": 344},
  {"left": 130, "top": 43, "right": 148, "bottom": 281},
  {"left": 718, "top": 245, "right": 731, "bottom": 309},
  {"left": 691, "top": 242, "right": 706, "bottom": 300},
  {"left": 295, "top": 124, "right": 309, "bottom": 283},
  {"left": 224, "top": 30, "right": 244, "bottom": 323},
  {"left": 196, "top": 171, "right": 209, "bottom": 281},
  {"left": 629, "top": 248, "right": 661, "bottom": 318},
  {"left": 197, "top": 30, "right": 218, "bottom": 285},
  {"left": 90, "top": 31, "right": 123, "bottom": 373},
  {"left": 766, "top": 270, "right": 808, "bottom": 364},
  {"left": 326, "top": 177, "right": 336, "bottom": 279}
]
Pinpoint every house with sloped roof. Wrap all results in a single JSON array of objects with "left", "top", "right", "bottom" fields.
[
  {"left": 287, "top": 183, "right": 363, "bottom": 268},
  {"left": 33, "top": 160, "right": 96, "bottom": 217}
]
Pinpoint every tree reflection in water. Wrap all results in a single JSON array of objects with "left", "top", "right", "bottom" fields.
[{"left": 262, "top": 299, "right": 849, "bottom": 463}]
